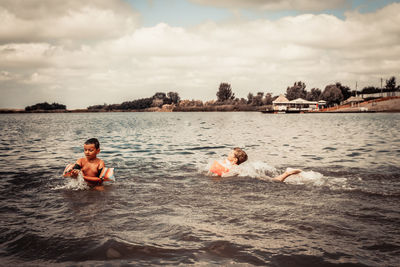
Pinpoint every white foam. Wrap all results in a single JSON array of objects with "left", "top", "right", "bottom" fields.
[
  {"left": 203, "top": 160, "right": 346, "bottom": 187},
  {"left": 203, "top": 160, "right": 277, "bottom": 178},
  {"left": 236, "top": 161, "right": 278, "bottom": 178},
  {"left": 284, "top": 168, "right": 349, "bottom": 188},
  {"left": 284, "top": 168, "right": 324, "bottom": 186},
  {"left": 53, "top": 172, "right": 89, "bottom": 190}
]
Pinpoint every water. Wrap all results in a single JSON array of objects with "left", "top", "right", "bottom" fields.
[{"left": 0, "top": 112, "right": 399, "bottom": 266}]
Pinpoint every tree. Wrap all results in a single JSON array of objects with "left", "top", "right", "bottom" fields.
[
  {"left": 385, "top": 76, "right": 396, "bottom": 91},
  {"left": 361, "top": 86, "right": 379, "bottom": 94},
  {"left": 167, "top": 92, "right": 180, "bottom": 104},
  {"left": 153, "top": 92, "right": 166, "bottom": 100},
  {"left": 321, "top": 84, "right": 343, "bottom": 106},
  {"left": 251, "top": 92, "right": 264, "bottom": 106},
  {"left": 216, "top": 83, "right": 235, "bottom": 102},
  {"left": 286, "top": 81, "right": 307, "bottom": 100},
  {"left": 151, "top": 92, "right": 167, "bottom": 107},
  {"left": 247, "top": 92, "right": 254, "bottom": 104},
  {"left": 263, "top": 93, "right": 273, "bottom": 105},
  {"left": 306, "top": 88, "right": 322, "bottom": 101},
  {"left": 239, "top": 98, "right": 247, "bottom": 105},
  {"left": 335, "top": 82, "right": 352, "bottom": 100},
  {"left": 120, "top": 98, "right": 153, "bottom": 110},
  {"left": 25, "top": 102, "right": 66, "bottom": 111}
]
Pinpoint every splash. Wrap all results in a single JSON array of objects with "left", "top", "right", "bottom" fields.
[
  {"left": 205, "top": 160, "right": 278, "bottom": 178},
  {"left": 236, "top": 161, "right": 279, "bottom": 178},
  {"left": 53, "top": 172, "right": 89, "bottom": 190},
  {"left": 204, "top": 160, "right": 343, "bottom": 187},
  {"left": 284, "top": 168, "right": 325, "bottom": 185}
]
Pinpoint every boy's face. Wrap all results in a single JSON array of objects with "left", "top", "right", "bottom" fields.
[
  {"left": 84, "top": 143, "right": 100, "bottom": 160},
  {"left": 227, "top": 150, "right": 238, "bottom": 164}
]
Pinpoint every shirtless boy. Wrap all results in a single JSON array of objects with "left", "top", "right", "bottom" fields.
[
  {"left": 209, "top": 147, "right": 302, "bottom": 182},
  {"left": 65, "top": 138, "right": 105, "bottom": 187}
]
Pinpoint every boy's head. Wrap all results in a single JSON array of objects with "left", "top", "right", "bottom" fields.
[
  {"left": 84, "top": 138, "right": 100, "bottom": 149},
  {"left": 83, "top": 138, "right": 100, "bottom": 160},
  {"left": 228, "top": 147, "right": 248, "bottom": 165}
]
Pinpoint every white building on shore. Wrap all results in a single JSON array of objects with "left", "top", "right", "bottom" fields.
[{"left": 272, "top": 95, "right": 322, "bottom": 113}]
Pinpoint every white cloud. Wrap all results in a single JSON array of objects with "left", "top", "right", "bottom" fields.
[
  {"left": 0, "top": 0, "right": 139, "bottom": 43},
  {"left": 189, "top": 0, "right": 347, "bottom": 11},
  {"left": 0, "top": 43, "right": 55, "bottom": 69},
  {"left": 0, "top": 1, "right": 399, "bottom": 109}
]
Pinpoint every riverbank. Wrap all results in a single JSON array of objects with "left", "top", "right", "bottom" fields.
[
  {"left": 319, "top": 96, "right": 400, "bottom": 113},
  {"left": 1, "top": 97, "right": 399, "bottom": 113},
  {"left": 0, "top": 105, "right": 269, "bottom": 113}
]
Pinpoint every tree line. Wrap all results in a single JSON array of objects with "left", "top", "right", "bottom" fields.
[
  {"left": 87, "top": 92, "right": 180, "bottom": 111},
  {"left": 216, "top": 76, "right": 399, "bottom": 107},
  {"left": 25, "top": 102, "right": 66, "bottom": 111},
  {"left": 24, "top": 76, "right": 398, "bottom": 111}
]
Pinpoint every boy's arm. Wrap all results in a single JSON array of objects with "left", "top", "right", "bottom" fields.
[
  {"left": 74, "top": 158, "right": 82, "bottom": 169},
  {"left": 272, "top": 169, "right": 301, "bottom": 182},
  {"left": 97, "top": 160, "right": 105, "bottom": 177},
  {"left": 99, "top": 160, "right": 105, "bottom": 170},
  {"left": 70, "top": 158, "right": 82, "bottom": 177}
]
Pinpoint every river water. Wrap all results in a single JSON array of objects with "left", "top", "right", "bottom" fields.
[{"left": 0, "top": 112, "right": 399, "bottom": 266}]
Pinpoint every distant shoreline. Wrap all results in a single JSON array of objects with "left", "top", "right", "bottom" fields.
[
  {"left": 1, "top": 97, "right": 399, "bottom": 114},
  {"left": 1, "top": 109, "right": 399, "bottom": 114}
]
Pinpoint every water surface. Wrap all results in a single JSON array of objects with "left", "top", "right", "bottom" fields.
[{"left": 0, "top": 112, "right": 399, "bottom": 266}]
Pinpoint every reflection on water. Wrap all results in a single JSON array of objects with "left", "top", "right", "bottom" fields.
[{"left": 0, "top": 112, "right": 399, "bottom": 266}]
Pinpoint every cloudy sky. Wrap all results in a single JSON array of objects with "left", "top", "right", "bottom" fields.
[{"left": 1, "top": 0, "right": 399, "bottom": 109}]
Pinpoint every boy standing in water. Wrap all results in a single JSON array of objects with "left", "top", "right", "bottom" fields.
[
  {"left": 209, "top": 147, "right": 301, "bottom": 182},
  {"left": 64, "top": 138, "right": 106, "bottom": 187}
]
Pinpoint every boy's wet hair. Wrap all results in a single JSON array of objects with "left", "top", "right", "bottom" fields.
[
  {"left": 85, "top": 138, "right": 100, "bottom": 149},
  {"left": 233, "top": 147, "right": 248, "bottom": 165}
]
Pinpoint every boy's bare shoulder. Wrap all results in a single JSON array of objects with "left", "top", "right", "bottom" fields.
[{"left": 98, "top": 158, "right": 105, "bottom": 168}]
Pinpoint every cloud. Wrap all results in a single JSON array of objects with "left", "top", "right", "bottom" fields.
[
  {"left": 0, "top": 1, "right": 399, "bottom": 109},
  {"left": 0, "top": 0, "right": 139, "bottom": 44},
  {"left": 189, "top": 0, "right": 347, "bottom": 11}
]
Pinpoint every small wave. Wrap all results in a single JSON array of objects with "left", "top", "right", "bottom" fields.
[
  {"left": 187, "top": 146, "right": 227, "bottom": 151},
  {"left": 202, "top": 240, "right": 265, "bottom": 265}
]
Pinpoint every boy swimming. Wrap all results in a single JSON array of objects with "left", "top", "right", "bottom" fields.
[
  {"left": 209, "top": 147, "right": 301, "bottom": 182},
  {"left": 209, "top": 147, "right": 248, "bottom": 176},
  {"left": 63, "top": 138, "right": 108, "bottom": 188}
]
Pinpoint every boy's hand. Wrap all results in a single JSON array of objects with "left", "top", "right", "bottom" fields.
[
  {"left": 286, "top": 169, "right": 301, "bottom": 175},
  {"left": 70, "top": 169, "right": 79, "bottom": 177}
]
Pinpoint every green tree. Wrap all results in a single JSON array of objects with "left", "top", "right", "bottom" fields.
[
  {"left": 335, "top": 82, "right": 352, "bottom": 100},
  {"left": 321, "top": 84, "right": 343, "bottom": 106},
  {"left": 153, "top": 92, "right": 166, "bottom": 100},
  {"left": 247, "top": 92, "right": 254, "bottom": 104},
  {"left": 152, "top": 92, "right": 167, "bottom": 107},
  {"left": 216, "top": 83, "right": 235, "bottom": 102},
  {"left": 385, "top": 76, "right": 396, "bottom": 91},
  {"left": 167, "top": 92, "right": 181, "bottom": 104},
  {"left": 306, "top": 88, "right": 322, "bottom": 101},
  {"left": 239, "top": 98, "right": 247, "bottom": 105},
  {"left": 361, "top": 86, "right": 379, "bottom": 94},
  {"left": 120, "top": 98, "right": 153, "bottom": 110},
  {"left": 251, "top": 92, "right": 264, "bottom": 106},
  {"left": 286, "top": 81, "right": 307, "bottom": 100},
  {"left": 25, "top": 102, "right": 66, "bottom": 111},
  {"left": 263, "top": 93, "right": 273, "bottom": 105}
]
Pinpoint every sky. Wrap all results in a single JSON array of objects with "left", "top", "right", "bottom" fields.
[{"left": 1, "top": 0, "right": 399, "bottom": 109}]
